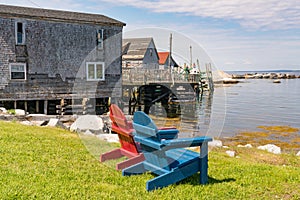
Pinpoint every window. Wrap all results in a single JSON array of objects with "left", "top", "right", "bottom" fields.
[
  {"left": 15, "top": 21, "right": 25, "bottom": 45},
  {"left": 86, "top": 62, "right": 105, "bottom": 81},
  {"left": 9, "top": 63, "right": 26, "bottom": 80},
  {"left": 97, "top": 29, "right": 104, "bottom": 49}
]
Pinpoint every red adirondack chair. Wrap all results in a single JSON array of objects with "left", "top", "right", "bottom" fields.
[{"left": 99, "top": 104, "right": 145, "bottom": 170}]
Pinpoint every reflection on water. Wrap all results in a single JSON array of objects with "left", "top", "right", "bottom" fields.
[
  {"left": 149, "top": 87, "right": 226, "bottom": 138},
  {"left": 149, "top": 79, "right": 300, "bottom": 139}
]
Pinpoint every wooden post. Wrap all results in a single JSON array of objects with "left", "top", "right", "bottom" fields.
[
  {"left": 44, "top": 100, "right": 48, "bottom": 115},
  {"left": 82, "top": 98, "right": 88, "bottom": 115},
  {"left": 36, "top": 100, "right": 39, "bottom": 113},
  {"left": 60, "top": 99, "right": 65, "bottom": 116},
  {"left": 24, "top": 101, "right": 28, "bottom": 113}
]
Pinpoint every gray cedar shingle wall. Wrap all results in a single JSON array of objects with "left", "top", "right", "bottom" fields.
[
  {"left": 0, "top": 12, "right": 123, "bottom": 100},
  {"left": 122, "top": 38, "right": 159, "bottom": 69},
  {"left": 0, "top": 18, "right": 15, "bottom": 90}
]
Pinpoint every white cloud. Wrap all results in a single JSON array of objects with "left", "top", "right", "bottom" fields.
[
  {"left": 3, "top": 0, "right": 300, "bottom": 30},
  {"left": 102, "top": 0, "right": 300, "bottom": 30},
  {"left": 0, "top": 0, "right": 90, "bottom": 12}
]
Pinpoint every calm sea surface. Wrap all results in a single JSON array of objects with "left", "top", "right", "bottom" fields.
[
  {"left": 153, "top": 78, "right": 300, "bottom": 139},
  {"left": 209, "top": 78, "right": 300, "bottom": 138}
]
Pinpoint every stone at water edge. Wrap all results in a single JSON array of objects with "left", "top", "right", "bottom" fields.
[
  {"left": 257, "top": 144, "right": 281, "bottom": 154},
  {"left": 20, "top": 121, "right": 33, "bottom": 126},
  {"left": 15, "top": 109, "right": 26, "bottom": 116},
  {"left": 97, "top": 134, "right": 119, "bottom": 143},
  {"left": 70, "top": 115, "right": 104, "bottom": 133},
  {"left": 226, "top": 150, "right": 236, "bottom": 157},
  {"left": 47, "top": 118, "right": 59, "bottom": 127},
  {"left": 84, "top": 130, "right": 94, "bottom": 136},
  {"left": 208, "top": 139, "right": 223, "bottom": 148},
  {"left": 0, "top": 107, "right": 7, "bottom": 114},
  {"left": 237, "top": 144, "right": 253, "bottom": 148}
]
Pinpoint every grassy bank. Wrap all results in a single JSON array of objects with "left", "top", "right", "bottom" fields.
[{"left": 0, "top": 121, "right": 299, "bottom": 199}]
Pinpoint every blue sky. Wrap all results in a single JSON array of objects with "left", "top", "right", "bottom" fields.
[{"left": 1, "top": 0, "right": 300, "bottom": 71}]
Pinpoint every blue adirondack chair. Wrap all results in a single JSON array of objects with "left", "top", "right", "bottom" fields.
[{"left": 122, "top": 111, "right": 213, "bottom": 191}]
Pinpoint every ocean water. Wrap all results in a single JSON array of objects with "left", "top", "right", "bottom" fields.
[
  {"left": 152, "top": 78, "right": 300, "bottom": 139},
  {"left": 207, "top": 78, "right": 300, "bottom": 138}
]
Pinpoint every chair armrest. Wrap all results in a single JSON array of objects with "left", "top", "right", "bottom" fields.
[
  {"left": 134, "top": 135, "right": 165, "bottom": 150},
  {"left": 161, "top": 136, "right": 212, "bottom": 149}
]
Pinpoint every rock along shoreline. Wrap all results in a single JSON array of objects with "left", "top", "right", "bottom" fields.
[{"left": 1, "top": 108, "right": 299, "bottom": 157}]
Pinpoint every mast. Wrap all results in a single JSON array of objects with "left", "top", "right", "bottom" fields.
[
  {"left": 169, "top": 33, "right": 175, "bottom": 85},
  {"left": 197, "top": 59, "right": 201, "bottom": 73},
  {"left": 169, "top": 33, "right": 172, "bottom": 69},
  {"left": 190, "top": 45, "right": 192, "bottom": 67}
]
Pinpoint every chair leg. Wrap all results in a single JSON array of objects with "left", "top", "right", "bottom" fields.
[
  {"left": 146, "top": 162, "right": 199, "bottom": 191},
  {"left": 99, "top": 148, "right": 123, "bottom": 162},
  {"left": 122, "top": 162, "right": 148, "bottom": 176},
  {"left": 116, "top": 154, "right": 145, "bottom": 170},
  {"left": 199, "top": 142, "right": 209, "bottom": 184}
]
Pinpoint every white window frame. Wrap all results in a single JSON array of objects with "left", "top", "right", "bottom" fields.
[
  {"left": 86, "top": 62, "right": 105, "bottom": 81},
  {"left": 97, "top": 29, "right": 104, "bottom": 49},
  {"left": 9, "top": 63, "right": 27, "bottom": 80},
  {"left": 15, "top": 21, "right": 26, "bottom": 45}
]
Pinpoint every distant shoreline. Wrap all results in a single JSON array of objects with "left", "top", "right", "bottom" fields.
[
  {"left": 226, "top": 69, "right": 300, "bottom": 75},
  {"left": 225, "top": 70, "right": 300, "bottom": 79}
]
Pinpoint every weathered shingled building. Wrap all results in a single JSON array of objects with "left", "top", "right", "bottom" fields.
[
  {"left": 122, "top": 38, "right": 159, "bottom": 69},
  {"left": 0, "top": 4, "right": 125, "bottom": 114}
]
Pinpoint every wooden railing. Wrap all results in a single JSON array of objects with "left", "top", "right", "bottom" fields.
[{"left": 122, "top": 68, "right": 204, "bottom": 85}]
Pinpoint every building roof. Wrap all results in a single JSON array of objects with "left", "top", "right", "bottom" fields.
[
  {"left": 158, "top": 52, "right": 170, "bottom": 65},
  {"left": 158, "top": 52, "right": 179, "bottom": 67},
  {"left": 0, "top": 4, "right": 125, "bottom": 27},
  {"left": 122, "top": 38, "right": 155, "bottom": 60}
]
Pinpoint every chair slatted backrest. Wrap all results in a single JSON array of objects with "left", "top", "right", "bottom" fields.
[
  {"left": 132, "top": 111, "right": 161, "bottom": 139},
  {"left": 109, "top": 104, "right": 139, "bottom": 154},
  {"left": 133, "top": 111, "right": 177, "bottom": 170}
]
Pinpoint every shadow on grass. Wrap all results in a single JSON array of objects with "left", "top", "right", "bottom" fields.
[
  {"left": 208, "top": 176, "right": 236, "bottom": 184},
  {"left": 179, "top": 174, "right": 236, "bottom": 186}
]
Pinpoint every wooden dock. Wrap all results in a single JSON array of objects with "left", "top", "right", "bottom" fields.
[{"left": 121, "top": 68, "right": 214, "bottom": 116}]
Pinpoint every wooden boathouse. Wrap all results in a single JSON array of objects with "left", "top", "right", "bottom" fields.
[{"left": 0, "top": 4, "right": 125, "bottom": 115}]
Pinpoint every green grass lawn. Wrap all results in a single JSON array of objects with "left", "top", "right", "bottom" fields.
[{"left": 0, "top": 121, "right": 299, "bottom": 199}]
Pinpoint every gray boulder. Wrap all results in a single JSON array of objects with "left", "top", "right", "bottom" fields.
[
  {"left": 70, "top": 115, "right": 104, "bottom": 133},
  {"left": 47, "top": 118, "right": 60, "bottom": 127},
  {"left": 226, "top": 150, "right": 236, "bottom": 157},
  {"left": 257, "top": 144, "right": 281, "bottom": 154},
  {"left": 15, "top": 109, "right": 26, "bottom": 116},
  {"left": 208, "top": 139, "right": 223, "bottom": 148},
  {"left": 0, "top": 107, "right": 7, "bottom": 114}
]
